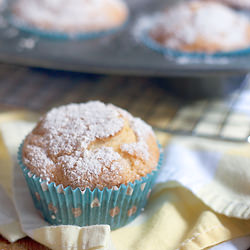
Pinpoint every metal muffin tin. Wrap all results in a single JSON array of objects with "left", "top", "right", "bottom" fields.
[{"left": 0, "top": 0, "right": 250, "bottom": 76}]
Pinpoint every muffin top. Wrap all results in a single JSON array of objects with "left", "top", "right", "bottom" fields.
[
  {"left": 22, "top": 101, "right": 159, "bottom": 190},
  {"left": 12, "top": 0, "right": 128, "bottom": 32},
  {"left": 149, "top": 1, "right": 250, "bottom": 53}
]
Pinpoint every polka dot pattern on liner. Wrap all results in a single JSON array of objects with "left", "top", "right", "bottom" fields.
[{"left": 18, "top": 136, "right": 163, "bottom": 229}]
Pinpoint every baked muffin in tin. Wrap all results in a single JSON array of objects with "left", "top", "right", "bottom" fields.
[
  {"left": 11, "top": 0, "right": 128, "bottom": 39},
  {"left": 143, "top": 1, "right": 250, "bottom": 56}
]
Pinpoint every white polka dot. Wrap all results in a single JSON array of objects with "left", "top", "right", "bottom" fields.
[
  {"left": 57, "top": 185, "right": 65, "bottom": 194},
  {"left": 110, "top": 207, "right": 120, "bottom": 217},
  {"left": 126, "top": 186, "right": 133, "bottom": 196},
  {"left": 41, "top": 182, "right": 48, "bottom": 191},
  {"left": 72, "top": 207, "right": 82, "bottom": 218},
  {"left": 141, "top": 183, "right": 146, "bottom": 191},
  {"left": 127, "top": 206, "right": 137, "bottom": 217},
  {"left": 28, "top": 172, "right": 33, "bottom": 178},
  {"left": 91, "top": 198, "right": 100, "bottom": 208}
]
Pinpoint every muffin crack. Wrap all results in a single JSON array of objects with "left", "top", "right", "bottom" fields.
[{"left": 22, "top": 101, "right": 159, "bottom": 190}]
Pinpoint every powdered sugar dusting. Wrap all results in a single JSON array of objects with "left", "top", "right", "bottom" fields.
[
  {"left": 12, "top": 0, "right": 128, "bottom": 33},
  {"left": 117, "top": 107, "right": 154, "bottom": 161},
  {"left": 23, "top": 101, "right": 155, "bottom": 190},
  {"left": 23, "top": 145, "right": 54, "bottom": 182},
  {"left": 133, "top": 13, "right": 161, "bottom": 41},
  {"left": 135, "top": 1, "right": 250, "bottom": 53},
  {"left": 58, "top": 147, "right": 122, "bottom": 189},
  {"left": 43, "top": 101, "right": 124, "bottom": 155},
  {"left": 121, "top": 141, "right": 149, "bottom": 160}
]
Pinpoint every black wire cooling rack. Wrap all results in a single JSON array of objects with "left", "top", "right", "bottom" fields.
[{"left": 156, "top": 76, "right": 250, "bottom": 143}]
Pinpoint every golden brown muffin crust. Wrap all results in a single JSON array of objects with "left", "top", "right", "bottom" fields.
[
  {"left": 149, "top": 1, "right": 250, "bottom": 53},
  {"left": 22, "top": 101, "right": 159, "bottom": 190},
  {"left": 12, "top": 0, "right": 128, "bottom": 33}
]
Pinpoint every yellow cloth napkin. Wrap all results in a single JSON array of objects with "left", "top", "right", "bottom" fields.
[
  {"left": 0, "top": 113, "right": 250, "bottom": 249},
  {"left": 0, "top": 120, "right": 113, "bottom": 250}
]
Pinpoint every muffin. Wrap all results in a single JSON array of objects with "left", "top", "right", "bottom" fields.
[
  {"left": 11, "top": 0, "right": 128, "bottom": 38},
  {"left": 147, "top": 1, "right": 250, "bottom": 54},
  {"left": 19, "top": 101, "right": 162, "bottom": 229}
]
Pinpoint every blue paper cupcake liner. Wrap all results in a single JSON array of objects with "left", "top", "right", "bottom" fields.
[
  {"left": 9, "top": 14, "right": 128, "bottom": 40},
  {"left": 141, "top": 30, "right": 250, "bottom": 58},
  {"left": 18, "top": 143, "right": 163, "bottom": 230}
]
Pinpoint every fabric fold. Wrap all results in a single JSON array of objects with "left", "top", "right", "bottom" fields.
[
  {"left": 2, "top": 121, "right": 113, "bottom": 250},
  {"left": 1, "top": 119, "right": 250, "bottom": 249},
  {"left": 156, "top": 137, "right": 250, "bottom": 219},
  {"left": 13, "top": 153, "right": 113, "bottom": 250},
  {"left": 0, "top": 185, "right": 25, "bottom": 242},
  {"left": 33, "top": 225, "right": 112, "bottom": 250}
]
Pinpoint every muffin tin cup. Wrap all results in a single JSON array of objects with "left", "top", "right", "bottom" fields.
[
  {"left": 18, "top": 143, "right": 163, "bottom": 230},
  {"left": 9, "top": 14, "right": 129, "bottom": 40},
  {"left": 141, "top": 30, "right": 250, "bottom": 58}
]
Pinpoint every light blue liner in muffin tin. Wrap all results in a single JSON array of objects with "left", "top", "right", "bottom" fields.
[
  {"left": 18, "top": 143, "right": 163, "bottom": 230},
  {"left": 141, "top": 30, "right": 250, "bottom": 58},
  {"left": 9, "top": 14, "right": 128, "bottom": 40}
]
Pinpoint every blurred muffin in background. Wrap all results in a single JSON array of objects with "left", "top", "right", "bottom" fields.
[
  {"left": 148, "top": 1, "right": 250, "bottom": 53},
  {"left": 12, "top": 0, "right": 128, "bottom": 35}
]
